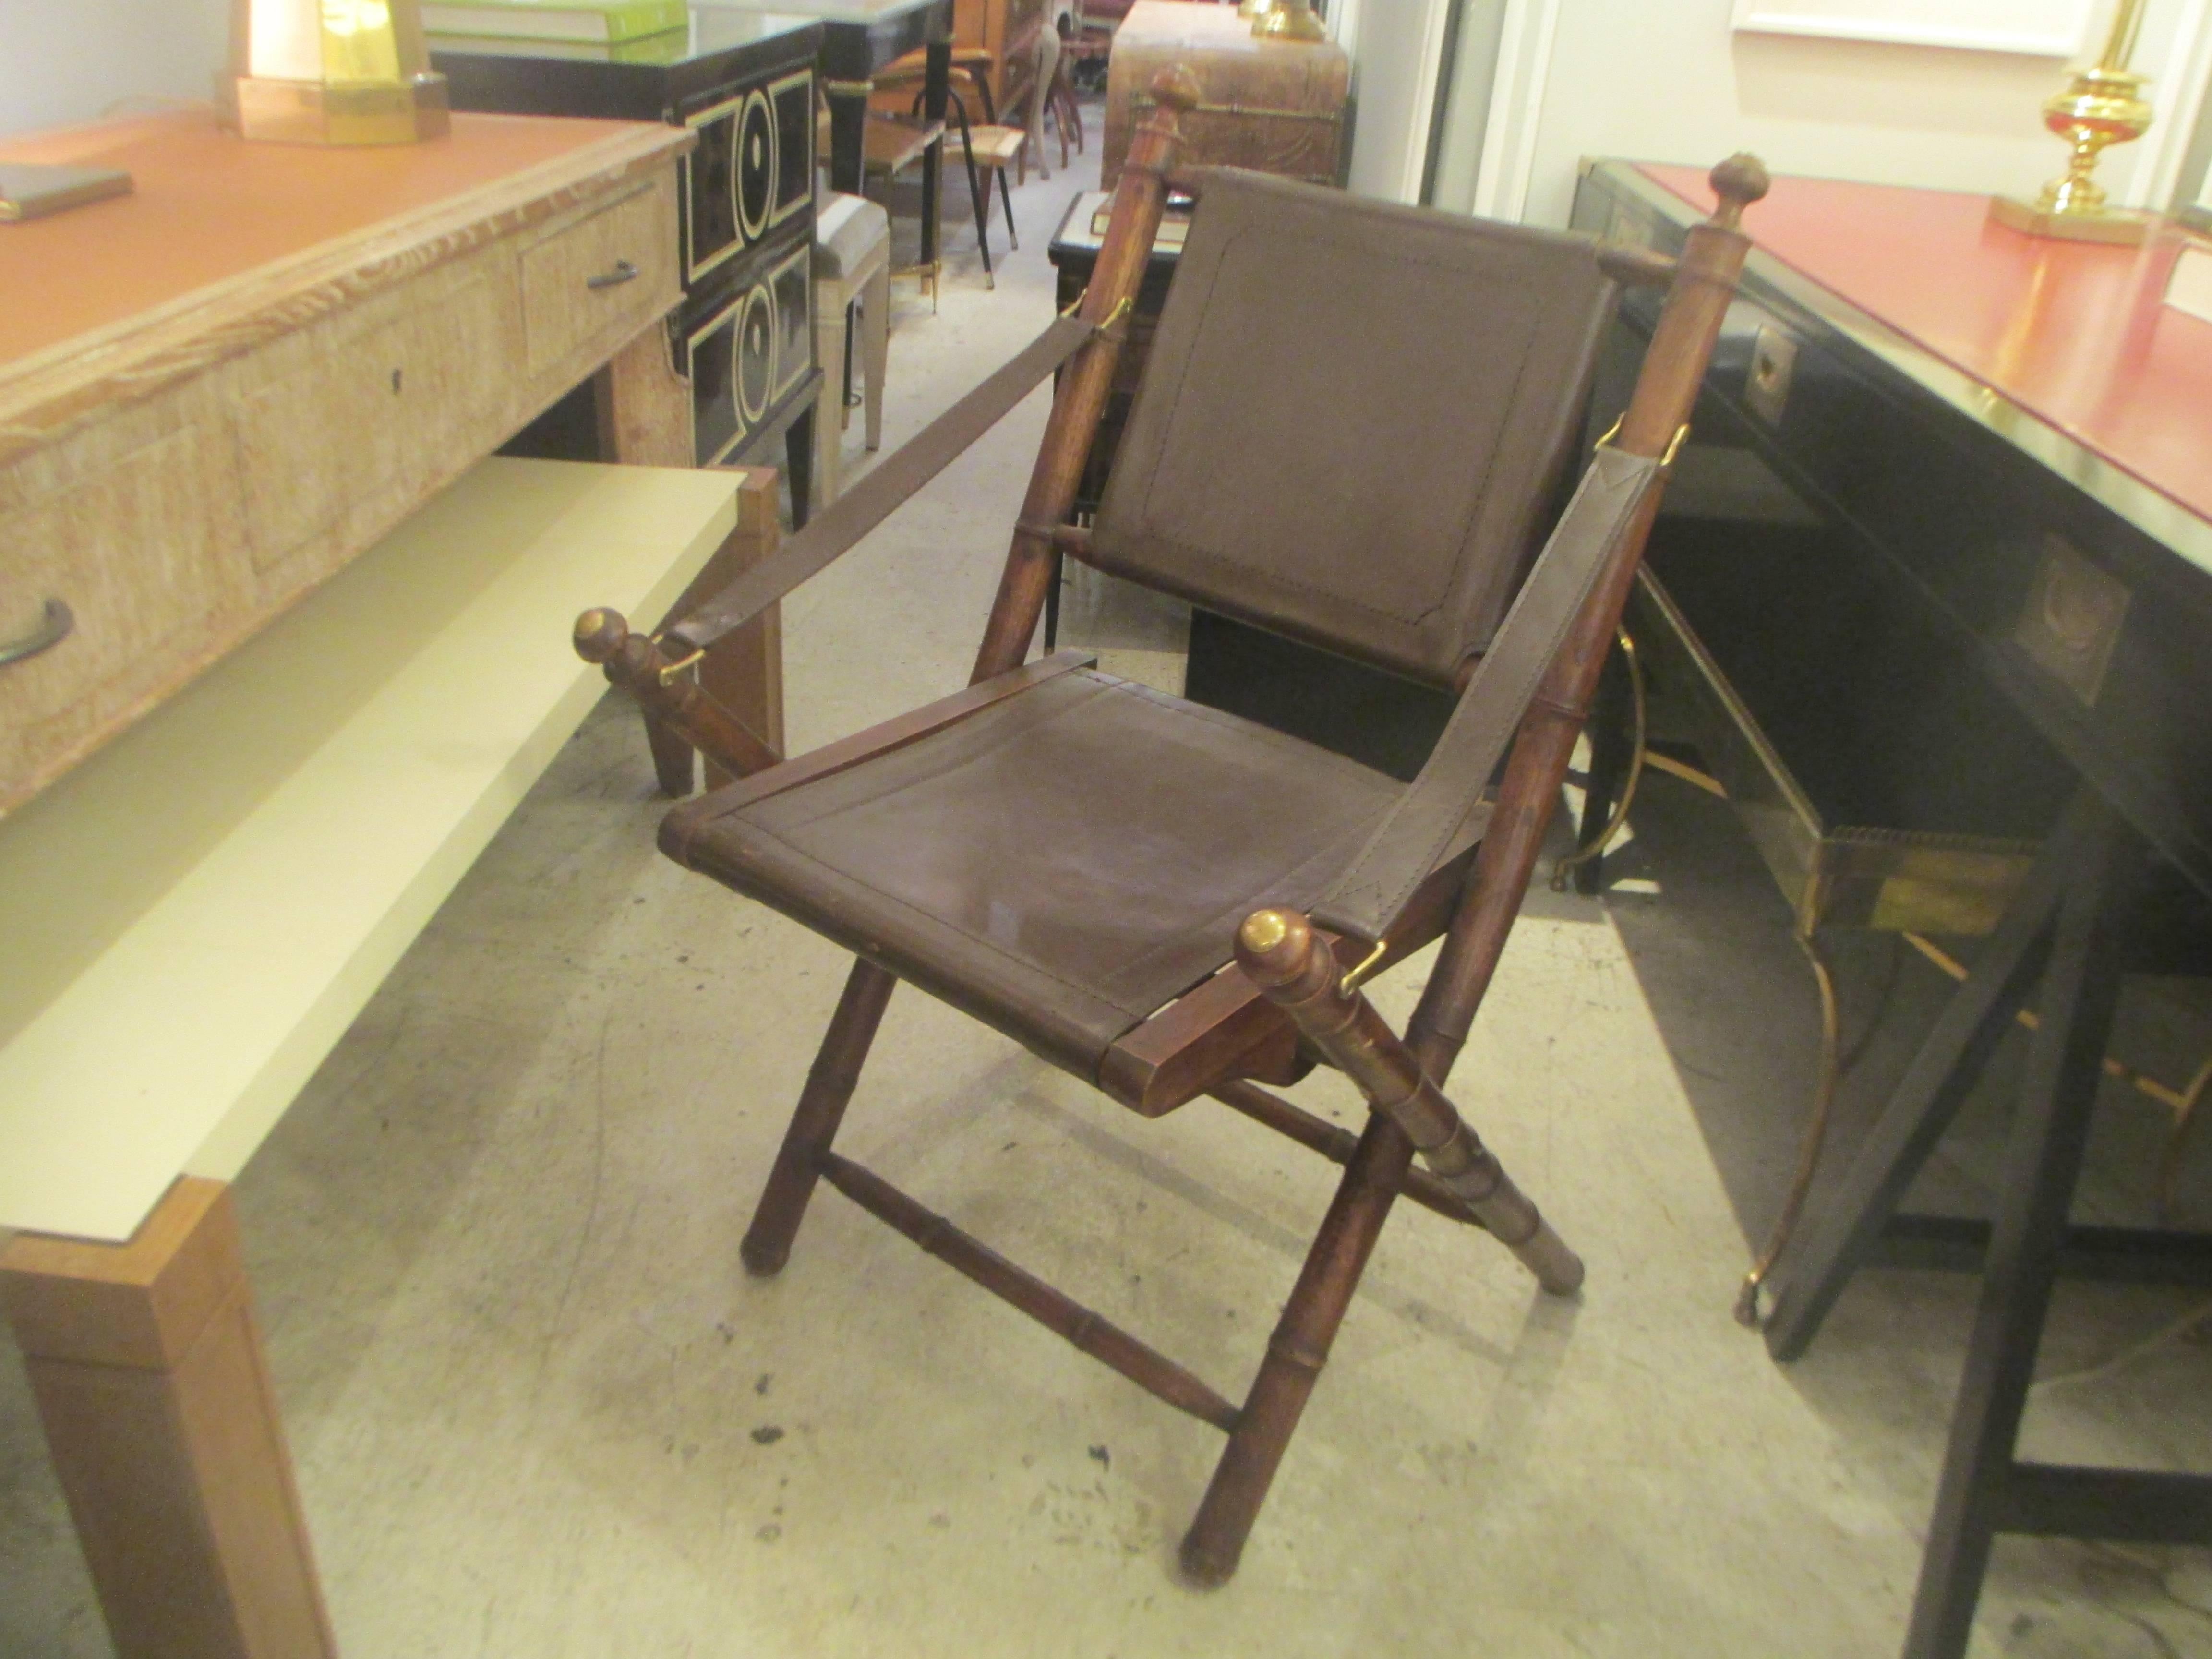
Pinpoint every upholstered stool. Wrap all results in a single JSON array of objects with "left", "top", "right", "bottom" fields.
[{"left": 812, "top": 191, "right": 891, "bottom": 506}]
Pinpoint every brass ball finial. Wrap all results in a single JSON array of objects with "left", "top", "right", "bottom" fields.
[
  {"left": 1149, "top": 65, "right": 1202, "bottom": 116},
  {"left": 1252, "top": 0, "right": 1327, "bottom": 42},
  {"left": 573, "top": 606, "right": 628, "bottom": 665},
  {"left": 1708, "top": 153, "right": 1770, "bottom": 227},
  {"left": 1235, "top": 907, "right": 1315, "bottom": 990},
  {"left": 1240, "top": 910, "right": 1290, "bottom": 953}
]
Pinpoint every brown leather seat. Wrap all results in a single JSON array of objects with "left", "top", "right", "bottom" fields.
[
  {"left": 661, "top": 168, "right": 1608, "bottom": 1095},
  {"left": 664, "top": 666, "right": 1481, "bottom": 1081}
]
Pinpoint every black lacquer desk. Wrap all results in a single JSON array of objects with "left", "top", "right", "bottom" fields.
[
  {"left": 437, "top": 12, "right": 828, "bottom": 513},
  {"left": 1573, "top": 159, "right": 2212, "bottom": 1659},
  {"left": 705, "top": 0, "right": 957, "bottom": 280}
]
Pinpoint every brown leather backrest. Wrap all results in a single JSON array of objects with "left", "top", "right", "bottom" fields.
[{"left": 1085, "top": 169, "right": 1618, "bottom": 688}]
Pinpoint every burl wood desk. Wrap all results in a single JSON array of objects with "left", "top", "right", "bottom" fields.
[
  {"left": 1573, "top": 162, "right": 2212, "bottom": 1659},
  {"left": 0, "top": 109, "right": 781, "bottom": 1658}
]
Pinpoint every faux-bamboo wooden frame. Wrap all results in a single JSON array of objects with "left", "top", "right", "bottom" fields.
[{"left": 575, "top": 72, "right": 1769, "bottom": 1584}]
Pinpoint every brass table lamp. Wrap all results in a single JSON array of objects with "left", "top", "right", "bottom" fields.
[
  {"left": 225, "top": 0, "right": 450, "bottom": 145},
  {"left": 1991, "top": 0, "right": 2155, "bottom": 244},
  {"left": 1238, "top": 0, "right": 1328, "bottom": 43}
]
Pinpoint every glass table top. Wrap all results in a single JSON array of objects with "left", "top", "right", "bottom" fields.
[
  {"left": 691, "top": 0, "right": 949, "bottom": 27},
  {"left": 430, "top": 8, "right": 821, "bottom": 66}
]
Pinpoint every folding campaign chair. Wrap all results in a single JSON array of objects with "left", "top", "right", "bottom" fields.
[{"left": 575, "top": 72, "right": 1767, "bottom": 1581}]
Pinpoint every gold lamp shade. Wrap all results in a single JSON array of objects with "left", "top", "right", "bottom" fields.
[{"left": 225, "top": 0, "right": 450, "bottom": 145}]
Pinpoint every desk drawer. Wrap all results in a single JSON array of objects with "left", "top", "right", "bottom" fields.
[
  {"left": 520, "top": 180, "right": 676, "bottom": 378},
  {"left": 0, "top": 129, "right": 693, "bottom": 819},
  {"left": 0, "top": 398, "right": 252, "bottom": 799},
  {"left": 234, "top": 254, "right": 520, "bottom": 581},
  {"left": 684, "top": 233, "right": 811, "bottom": 466}
]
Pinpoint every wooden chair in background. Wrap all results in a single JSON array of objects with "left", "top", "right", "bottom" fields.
[
  {"left": 577, "top": 72, "right": 1766, "bottom": 1579},
  {"left": 1038, "top": 7, "right": 1084, "bottom": 171},
  {"left": 949, "top": 121, "right": 1026, "bottom": 276},
  {"left": 1061, "top": 0, "right": 1123, "bottom": 93},
  {"left": 875, "top": 53, "right": 1018, "bottom": 286}
]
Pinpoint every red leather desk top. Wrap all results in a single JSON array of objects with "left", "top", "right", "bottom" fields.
[
  {"left": 1640, "top": 164, "right": 2212, "bottom": 530},
  {"left": 0, "top": 108, "right": 650, "bottom": 370}
]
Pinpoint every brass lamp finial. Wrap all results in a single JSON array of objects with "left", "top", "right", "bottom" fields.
[
  {"left": 1991, "top": 0, "right": 2156, "bottom": 244},
  {"left": 1241, "top": 0, "right": 1328, "bottom": 43}
]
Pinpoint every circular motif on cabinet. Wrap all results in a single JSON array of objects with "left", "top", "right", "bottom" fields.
[
  {"left": 737, "top": 90, "right": 775, "bottom": 242},
  {"left": 736, "top": 282, "right": 775, "bottom": 425}
]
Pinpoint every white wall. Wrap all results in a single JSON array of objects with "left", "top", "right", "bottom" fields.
[
  {"left": 1429, "top": 0, "right": 1509, "bottom": 209},
  {"left": 1343, "top": 0, "right": 1453, "bottom": 200},
  {"left": 1455, "top": 0, "right": 2212, "bottom": 227},
  {"left": 0, "top": 0, "right": 233, "bottom": 139}
]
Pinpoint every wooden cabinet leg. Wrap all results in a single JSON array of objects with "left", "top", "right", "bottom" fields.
[
  {"left": 860, "top": 263, "right": 889, "bottom": 452},
  {"left": 597, "top": 320, "right": 705, "bottom": 792},
  {"left": 596, "top": 321, "right": 783, "bottom": 795},
  {"left": 595, "top": 322, "right": 693, "bottom": 470},
  {"left": 1902, "top": 802, "right": 2140, "bottom": 1659},
  {"left": 0, "top": 1178, "right": 337, "bottom": 1659},
  {"left": 665, "top": 469, "right": 784, "bottom": 793}
]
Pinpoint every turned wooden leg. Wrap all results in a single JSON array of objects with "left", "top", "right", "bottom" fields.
[
  {"left": 0, "top": 1178, "right": 337, "bottom": 1659},
  {"left": 741, "top": 959, "right": 899, "bottom": 1276},
  {"left": 1239, "top": 910, "right": 1583, "bottom": 1295},
  {"left": 1181, "top": 1113, "right": 1414, "bottom": 1586}
]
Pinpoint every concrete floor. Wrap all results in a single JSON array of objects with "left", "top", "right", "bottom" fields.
[{"left": 6, "top": 112, "right": 2212, "bottom": 1659}]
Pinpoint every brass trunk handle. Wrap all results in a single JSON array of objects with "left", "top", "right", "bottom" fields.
[
  {"left": 587, "top": 259, "right": 640, "bottom": 290},
  {"left": 0, "top": 598, "right": 72, "bottom": 668}
]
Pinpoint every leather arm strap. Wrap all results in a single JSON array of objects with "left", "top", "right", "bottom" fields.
[
  {"left": 664, "top": 313, "right": 1101, "bottom": 655},
  {"left": 1314, "top": 444, "right": 1665, "bottom": 945}
]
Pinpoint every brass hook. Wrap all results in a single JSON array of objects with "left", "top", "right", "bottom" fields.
[
  {"left": 1340, "top": 938, "right": 1389, "bottom": 994},
  {"left": 649, "top": 633, "right": 706, "bottom": 687}
]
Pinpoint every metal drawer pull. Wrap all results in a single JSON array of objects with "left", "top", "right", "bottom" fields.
[
  {"left": 0, "top": 598, "right": 72, "bottom": 668},
  {"left": 587, "top": 259, "right": 640, "bottom": 290}
]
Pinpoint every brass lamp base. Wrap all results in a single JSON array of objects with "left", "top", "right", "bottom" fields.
[
  {"left": 1988, "top": 193, "right": 2154, "bottom": 246},
  {"left": 230, "top": 72, "right": 450, "bottom": 146},
  {"left": 1252, "top": 1, "right": 1327, "bottom": 41}
]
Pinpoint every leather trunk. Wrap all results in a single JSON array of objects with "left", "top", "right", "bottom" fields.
[
  {"left": 960, "top": 0, "right": 1049, "bottom": 116},
  {"left": 1100, "top": 0, "right": 1348, "bottom": 188}
]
